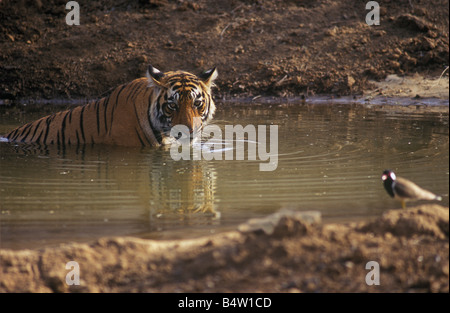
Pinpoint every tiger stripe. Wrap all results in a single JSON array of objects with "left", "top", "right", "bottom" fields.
[{"left": 2, "top": 65, "right": 218, "bottom": 147}]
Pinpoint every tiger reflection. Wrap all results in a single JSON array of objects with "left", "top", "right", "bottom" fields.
[
  {"left": 148, "top": 153, "right": 218, "bottom": 220},
  {"left": 0, "top": 143, "right": 219, "bottom": 225}
]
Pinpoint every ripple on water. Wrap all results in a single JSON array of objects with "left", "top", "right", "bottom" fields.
[{"left": 0, "top": 101, "right": 448, "bottom": 249}]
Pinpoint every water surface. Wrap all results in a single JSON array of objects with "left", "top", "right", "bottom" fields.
[{"left": 0, "top": 100, "right": 448, "bottom": 249}]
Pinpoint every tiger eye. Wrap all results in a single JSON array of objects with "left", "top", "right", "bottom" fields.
[
  {"left": 4, "top": 65, "right": 217, "bottom": 148},
  {"left": 194, "top": 99, "right": 203, "bottom": 108},
  {"left": 166, "top": 101, "right": 176, "bottom": 111}
]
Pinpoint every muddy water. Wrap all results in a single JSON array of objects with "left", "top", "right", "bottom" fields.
[{"left": 0, "top": 101, "right": 448, "bottom": 250}]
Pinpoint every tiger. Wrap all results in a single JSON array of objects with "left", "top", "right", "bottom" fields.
[{"left": 2, "top": 65, "right": 218, "bottom": 147}]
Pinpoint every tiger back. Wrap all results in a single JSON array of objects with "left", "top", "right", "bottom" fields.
[{"left": 2, "top": 65, "right": 218, "bottom": 147}]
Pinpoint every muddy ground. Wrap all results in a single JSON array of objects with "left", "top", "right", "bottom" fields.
[
  {"left": 1, "top": 205, "right": 449, "bottom": 293},
  {"left": 0, "top": 0, "right": 448, "bottom": 100},
  {"left": 0, "top": 0, "right": 449, "bottom": 294}
]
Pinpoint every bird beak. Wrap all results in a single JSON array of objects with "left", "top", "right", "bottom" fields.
[{"left": 381, "top": 174, "right": 387, "bottom": 181}]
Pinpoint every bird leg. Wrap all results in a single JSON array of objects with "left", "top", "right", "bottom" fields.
[{"left": 401, "top": 200, "right": 406, "bottom": 209}]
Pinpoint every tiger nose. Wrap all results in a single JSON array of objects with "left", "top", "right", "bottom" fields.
[
  {"left": 190, "top": 116, "right": 202, "bottom": 134},
  {"left": 175, "top": 115, "right": 201, "bottom": 133}
]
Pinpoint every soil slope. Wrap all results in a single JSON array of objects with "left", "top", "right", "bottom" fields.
[
  {"left": 0, "top": 0, "right": 448, "bottom": 100},
  {"left": 1, "top": 205, "right": 448, "bottom": 293}
]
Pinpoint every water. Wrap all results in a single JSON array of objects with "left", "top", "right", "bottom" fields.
[{"left": 0, "top": 100, "right": 448, "bottom": 250}]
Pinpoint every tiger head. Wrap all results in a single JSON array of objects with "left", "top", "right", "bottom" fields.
[{"left": 146, "top": 65, "right": 218, "bottom": 145}]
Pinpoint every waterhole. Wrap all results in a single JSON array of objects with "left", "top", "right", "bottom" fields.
[{"left": 0, "top": 100, "right": 448, "bottom": 249}]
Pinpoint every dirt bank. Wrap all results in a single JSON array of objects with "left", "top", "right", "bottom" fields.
[
  {"left": 1, "top": 205, "right": 448, "bottom": 293},
  {"left": 0, "top": 0, "right": 448, "bottom": 294},
  {"left": 0, "top": 0, "right": 448, "bottom": 100}
]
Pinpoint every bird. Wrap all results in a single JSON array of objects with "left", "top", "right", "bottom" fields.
[{"left": 381, "top": 169, "right": 442, "bottom": 209}]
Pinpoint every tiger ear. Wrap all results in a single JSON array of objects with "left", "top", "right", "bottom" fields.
[
  {"left": 146, "top": 64, "right": 166, "bottom": 88},
  {"left": 199, "top": 67, "right": 218, "bottom": 88}
]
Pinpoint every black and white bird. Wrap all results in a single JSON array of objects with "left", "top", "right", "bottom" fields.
[{"left": 381, "top": 169, "right": 442, "bottom": 209}]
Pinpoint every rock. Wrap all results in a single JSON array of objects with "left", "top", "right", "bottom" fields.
[
  {"left": 394, "top": 14, "right": 434, "bottom": 32},
  {"left": 358, "top": 204, "right": 449, "bottom": 239},
  {"left": 421, "top": 37, "right": 437, "bottom": 50},
  {"left": 238, "top": 209, "right": 321, "bottom": 236},
  {"left": 345, "top": 75, "right": 356, "bottom": 88},
  {"left": 325, "top": 27, "right": 338, "bottom": 37}
]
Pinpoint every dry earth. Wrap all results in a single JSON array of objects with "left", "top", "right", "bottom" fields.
[
  {"left": 1, "top": 205, "right": 448, "bottom": 293},
  {"left": 0, "top": 0, "right": 448, "bottom": 100},
  {"left": 0, "top": 0, "right": 448, "bottom": 294}
]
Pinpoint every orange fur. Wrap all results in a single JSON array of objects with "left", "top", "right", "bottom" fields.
[{"left": 3, "top": 65, "right": 218, "bottom": 147}]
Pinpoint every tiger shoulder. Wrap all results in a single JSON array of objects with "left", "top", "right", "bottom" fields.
[{"left": 2, "top": 64, "right": 218, "bottom": 147}]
